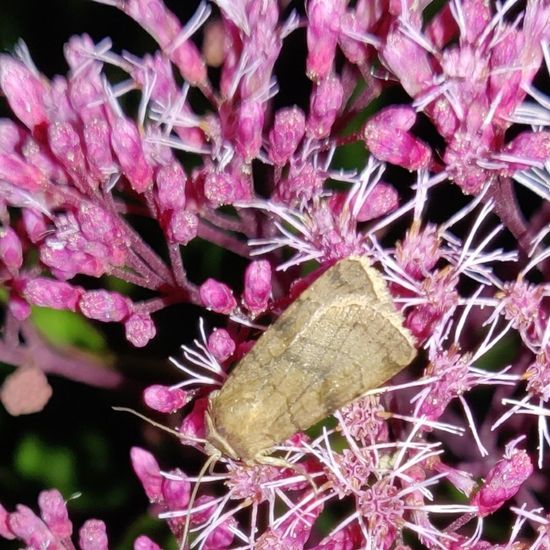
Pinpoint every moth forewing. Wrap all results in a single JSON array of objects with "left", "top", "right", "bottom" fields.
[{"left": 206, "top": 255, "right": 417, "bottom": 463}]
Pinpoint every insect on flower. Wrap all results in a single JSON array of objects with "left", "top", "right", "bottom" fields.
[{"left": 205, "top": 255, "right": 417, "bottom": 463}]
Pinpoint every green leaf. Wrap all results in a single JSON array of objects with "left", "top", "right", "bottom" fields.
[
  {"left": 14, "top": 434, "right": 76, "bottom": 491},
  {"left": 31, "top": 307, "right": 107, "bottom": 353}
]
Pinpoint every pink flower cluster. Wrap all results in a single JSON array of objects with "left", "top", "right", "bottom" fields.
[{"left": 1, "top": 0, "right": 550, "bottom": 548}]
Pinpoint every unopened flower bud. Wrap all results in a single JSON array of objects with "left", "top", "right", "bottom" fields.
[
  {"left": 306, "top": 75, "right": 344, "bottom": 138},
  {"left": 161, "top": 470, "right": 190, "bottom": 509},
  {"left": 0, "top": 56, "right": 49, "bottom": 130},
  {"left": 48, "top": 121, "right": 88, "bottom": 179},
  {"left": 125, "top": 313, "right": 156, "bottom": 347},
  {"left": 363, "top": 107, "right": 431, "bottom": 170},
  {"left": 134, "top": 535, "right": 162, "bottom": 550},
  {"left": 207, "top": 328, "right": 235, "bottom": 362},
  {"left": 180, "top": 397, "right": 208, "bottom": 439},
  {"left": 22, "top": 278, "right": 83, "bottom": 311},
  {"left": 79, "top": 520, "right": 108, "bottom": 550},
  {"left": 83, "top": 117, "right": 115, "bottom": 177},
  {"left": 22, "top": 210, "right": 48, "bottom": 244},
  {"left": 156, "top": 162, "right": 187, "bottom": 212},
  {"left": 204, "top": 171, "right": 237, "bottom": 207},
  {"left": 79, "top": 290, "right": 132, "bottom": 322},
  {"left": 235, "top": 100, "right": 264, "bottom": 162},
  {"left": 130, "top": 447, "right": 163, "bottom": 502},
  {"left": 110, "top": 117, "right": 153, "bottom": 193},
  {"left": 268, "top": 107, "right": 306, "bottom": 165},
  {"left": 0, "top": 226, "right": 23, "bottom": 273},
  {"left": 200, "top": 279, "right": 237, "bottom": 314},
  {"left": 38, "top": 489, "right": 72, "bottom": 539},
  {"left": 306, "top": 0, "right": 345, "bottom": 81},
  {"left": 144, "top": 384, "right": 187, "bottom": 413},
  {"left": 243, "top": 260, "right": 272, "bottom": 315},
  {"left": 166, "top": 210, "right": 198, "bottom": 245},
  {"left": 471, "top": 445, "right": 532, "bottom": 517},
  {"left": 8, "top": 295, "right": 31, "bottom": 321}
]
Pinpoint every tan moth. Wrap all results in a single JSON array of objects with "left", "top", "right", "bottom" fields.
[{"left": 205, "top": 255, "right": 417, "bottom": 464}]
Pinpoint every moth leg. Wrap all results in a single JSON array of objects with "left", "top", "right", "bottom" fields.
[{"left": 253, "top": 453, "right": 319, "bottom": 495}]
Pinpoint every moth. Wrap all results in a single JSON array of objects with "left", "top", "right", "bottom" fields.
[{"left": 205, "top": 255, "right": 417, "bottom": 464}]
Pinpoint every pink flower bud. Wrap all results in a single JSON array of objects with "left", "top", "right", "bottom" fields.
[
  {"left": 381, "top": 29, "right": 433, "bottom": 98},
  {"left": 38, "top": 489, "right": 72, "bottom": 539},
  {"left": 125, "top": 313, "right": 156, "bottom": 347},
  {"left": 171, "top": 41, "right": 208, "bottom": 87},
  {"left": 268, "top": 107, "right": 306, "bottom": 165},
  {"left": 144, "top": 384, "right": 187, "bottom": 413},
  {"left": 161, "top": 470, "right": 190, "bottom": 509},
  {"left": 8, "top": 295, "right": 31, "bottom": 321},
  {"left": 79, "top": 290, "right": 132, "bottom": 322},
  {"left": 200, "top": 279, "right": 237, "bottom": 314},
  {"left": 276, "top": 162, "right": 323, "bottom": 203},
  {"left": 6, "top": 505, "right": 52, "bottom": 547},
  {"left": 0, "top": 226, "right": 22, "bottom": 273},
  {"left": 471, "top": 447, "right": 532, "bottom": 517},
  {"left": 83, "top": 117, "right": 115, "bottom": 177},
  {"left": 0, "top": 152, "right": 45, "bottom": 191},
  {"left": 22, "top": 210, "right": 48, "bottom": 243},
  {"left": 79, "top": 519, "right": 108, "bottom": 550},
  {"left": 180, "top": 397, "right": 208, "bottom": 440},
  {"left": 156, "top": 162, "right": 187, "bottom": 211},
  {"left": 363, "top": 108, "right": 432, "bottom": 171},
  {"left": 22, "top": 278, "right": 83, "bottom": 311},
  {"left": 0, "top": 56, "right": 49, "bottom": 130},
  {"left": 0, "top": 119, "right": 25, "bottom": 152},
  {"left": 134, "top": 535, "right": 162, "bottom": 550},
  {"left": 503, "top": 131, "right": 550, "bottom": 171},
  {"left": 306, "top": 75, "right": 344, "bottom": 138},
  {"left": 356, "top": 183, "right": 400, "bottom": 221},
  {"left": 123, "top": 0, "right": 180, "bottom": 49},
  {"left": 110, "top": 117, "right": 153, "bottom": 193},
  {"left": 207, "top": 328, "right": 236, "bottom": 362},
  {"left": 166, "top": 210, "right": 198, "bottom": 245},
  {"left": 0, "top": 503, "right": 14, "bottom": 539},
  {"left": 243, "top": 260, "right": 272, "bottom": 315},
  {"left": 203, "top": 517, "right": 235, "bottom": 549},
  {"left": 406, "top": 306, "right": 441, "bottom": 342},
  {"left": 375, "top": 105, "right": 418, "bottom": 131},
  {"left": 191, "top": 495, "right": 217, "bottom": 524},
  {"left": 235, "top": 100, "right": 264, "bottom": 162},
  {"left": 130, "top": 447, "right": 163, "bottom": 502},
  {"left": 329, "top": 182, "right": 399, "bottom": 222},
  {"left": 425, "top": 5, "right": 457, "bottom": 50},
  {"left": 306, "top": 0, "right": 345, "bottom": 81},
  {"left": 204, "top": 171, "right": 237, "bottom": 207},
  {"left": 338, "top": 12, "right": 368, "bottom": 65},
  {"left": 48, "top": 121, "right": 88, "bottom": 180}
]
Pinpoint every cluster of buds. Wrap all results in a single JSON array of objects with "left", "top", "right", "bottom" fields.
[{"left": 1, "top": 0, "right": 550, "bottom": 548}]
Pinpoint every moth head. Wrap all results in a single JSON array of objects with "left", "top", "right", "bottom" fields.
[{"left": 204, "top": 402, "right": 240, "bottom": 460}]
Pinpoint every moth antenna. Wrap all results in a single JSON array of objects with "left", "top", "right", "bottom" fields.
[
  {"left": 180, "top": 452, "right": 220, "bottom": 550},
  {"left": 112, "top": 406, "right": 208, "bottom": 446}
]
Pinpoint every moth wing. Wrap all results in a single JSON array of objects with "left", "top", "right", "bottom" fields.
[{"left": 208, "top": 257, "right": 416, "bottom": 460}]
